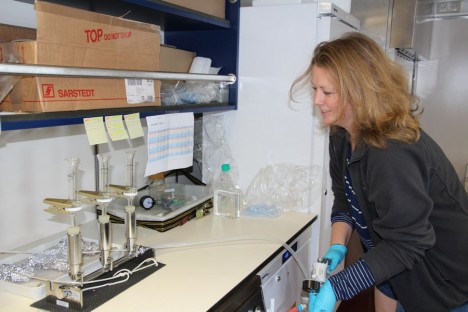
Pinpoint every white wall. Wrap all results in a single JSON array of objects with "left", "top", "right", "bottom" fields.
[
  {"left": 0, "top": 126, "right": 94, "bottom": 250},
  {"left": 0, "top": 125, "right": 148, "bottom": 251},
  {"left": 0, "top": 0, "right": 36, "bottom": 29}
]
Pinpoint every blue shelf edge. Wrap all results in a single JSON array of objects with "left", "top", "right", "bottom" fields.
[{"left": 0, "top": 104, "right": 236, "bottom": 131}]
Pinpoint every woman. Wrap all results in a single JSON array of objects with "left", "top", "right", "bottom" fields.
[{"left": 292, "top": 32, "right": 468, "bottom": 312}]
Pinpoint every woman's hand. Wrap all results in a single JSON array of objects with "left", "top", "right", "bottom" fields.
[
  {"left": 323, "top": 244, "right": 347, "bottom": 273},
  {"left": 309, "top": 280, "right": 336, "bottom": 312}
]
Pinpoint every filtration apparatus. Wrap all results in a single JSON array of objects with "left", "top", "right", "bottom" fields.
[{"left": 0, "top": 151, "right": 162, "bottom": 311}]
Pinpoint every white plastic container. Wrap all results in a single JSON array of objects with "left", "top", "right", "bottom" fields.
[{"left": 213, "top": 163, "right": 240, "bottom": 218}]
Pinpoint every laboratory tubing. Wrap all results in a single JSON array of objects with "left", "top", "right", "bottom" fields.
[{"left": 213, "top": 163, "right": 240, "bottom": 218}]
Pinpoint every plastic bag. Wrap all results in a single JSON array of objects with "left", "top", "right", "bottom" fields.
[
  {"left": 243, "top": 163, "right": 322, "bottom": 217},
  {"left": 161, "top": 81, "right": 220, "bottom": 106}
]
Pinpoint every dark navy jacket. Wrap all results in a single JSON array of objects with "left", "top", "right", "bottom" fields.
[{"left": 329, "top": 128, "right": 468, "bottom": 312}]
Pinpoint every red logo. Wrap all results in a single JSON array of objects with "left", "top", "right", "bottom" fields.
[
  {"left": 42, "top": 84, "right": 55, "bottom": 98},
  {"left": 84, "top": 29, "right": 103, "bottom": 43}
]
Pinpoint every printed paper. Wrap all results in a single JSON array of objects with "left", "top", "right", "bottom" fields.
[{"left": 144, "top": 113, "right": 194, "bottom": 176}]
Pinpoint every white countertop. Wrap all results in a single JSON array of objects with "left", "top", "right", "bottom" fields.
[{"left": 0, "top": 211, "right": 317, "bottom": 312}]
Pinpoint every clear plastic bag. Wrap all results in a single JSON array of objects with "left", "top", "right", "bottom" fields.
[
  {"left": 243, "top": 163, "right": 322, "bottom": 217},
  {"left": 161, "top": 81, "right": 220, "bottom": 106}
]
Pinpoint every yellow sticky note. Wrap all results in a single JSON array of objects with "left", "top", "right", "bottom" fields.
[
  {"left": 83, "top": 117, "right": 108, "bottom": 145},
  {"left": 105, "top": 115, "right": 129, "bottom": 141},
  {"left": 124, "top": 113, "right": 144, "bottom": 139}
]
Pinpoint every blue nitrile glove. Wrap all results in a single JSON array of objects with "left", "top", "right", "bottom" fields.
[
  {"left": 323, "top": 244, "right": 347, "bottom": 273},
  {"left": 308, "top": 290, "right": 317, "bottom": 312},
  {"left": 309, "top": 280, "right": 337, "bottom": 312}
]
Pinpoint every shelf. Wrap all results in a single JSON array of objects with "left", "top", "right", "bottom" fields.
[
  {"left": 0, "top": 0, "right": 240, "bottom": 131},
  {"left": 0, "top": 63, "right": 237, "bottom": 131},
  {"left": 0, "top": 103, "right": 235, "bottom": 131}
]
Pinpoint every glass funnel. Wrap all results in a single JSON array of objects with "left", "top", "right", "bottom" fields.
[
  {"left": 123, "top": 150, "right": 138, "bottom": 206},
  {"left": 66, "top": 157, "right": 80, "bottom": 203},
  {"left": 96, "top": 153, "right": 112, "bottom": 215},
  {"left": 66, "top": 157, "right": 82, "bottom": 226}
]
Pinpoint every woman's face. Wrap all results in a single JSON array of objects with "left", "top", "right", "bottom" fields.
[{"left": 311, "top": 65, "right": 354, "bottom": 132}]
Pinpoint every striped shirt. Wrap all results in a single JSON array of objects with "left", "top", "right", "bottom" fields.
[{"left": 328, "top": 144, "right": 376, "bottom": 301}]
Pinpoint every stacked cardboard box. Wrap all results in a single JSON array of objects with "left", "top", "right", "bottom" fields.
[
  {"left": 0, "top": 1, "right": 161, "bottom": 112},
  {"left": 163, "top": 0, "right": 225, "bottom": 19},
  {"left": 159, "top": 46, "right": 195, "bottom": 73}
]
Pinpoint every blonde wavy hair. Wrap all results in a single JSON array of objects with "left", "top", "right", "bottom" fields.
[{"left": 291, "top": 32, "right": 422, "bottom": 148}]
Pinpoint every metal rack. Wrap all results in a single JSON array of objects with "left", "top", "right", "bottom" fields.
[
  {"left": 0, "top": 64, "right": 237, "bottom": 131},
  {"left": 0, "top": 63, "right": 236, "bottom": 83}
]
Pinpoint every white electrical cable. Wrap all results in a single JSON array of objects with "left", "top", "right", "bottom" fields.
[
  {"left": 81, "top": 257, "right": 159, "bottom": 291},
  {"left": 45, "top": 258, "right": 159, "bottom": 291},
  {"left": 132, "top": 258, "right": 159, "bottom": 274},
  {"left": 150, "top": 237, "right": 309, "bottom": 279},
  {"left": 82, "top": 270, "right": 131, "bottom": 292}
]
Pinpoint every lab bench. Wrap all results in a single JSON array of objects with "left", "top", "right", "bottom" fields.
[{"left": 0, "top": 211, "right": 318, "bottom": 311}]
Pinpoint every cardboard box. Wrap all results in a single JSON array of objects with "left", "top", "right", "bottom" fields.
[
  {"left": 159, "top": 46, "right": 196, "bottom": 106},
  {"left": 1, "top": 1, "right": 161, "bottom": 112},
  {"left": 159, "top": 46, "right": 195, "bottom": 73},
  {"left": 162, "top": 0, "right": 225, "bottom": 19},
  {"left": 0, "top": 42, "right": 8, "bottom": 63},
  {"left": 0, "top": 42, "right": 16, "bottom": 104},
  {"left": 0, "top": 23, "right": 36, "bottom": 42}
]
